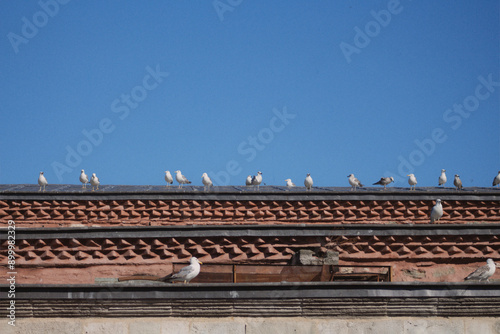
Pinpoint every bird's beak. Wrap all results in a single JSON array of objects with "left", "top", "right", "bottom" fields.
[
  {"left": 198, "top": 260, "right": 203, "bottom": 264},
  {"left": 406, "top": 174, "right": 410, "bottom": 176}
]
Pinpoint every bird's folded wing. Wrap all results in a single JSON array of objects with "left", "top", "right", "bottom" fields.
[{"left": 466, "top": 266, "right": 487, "bottom": 280}]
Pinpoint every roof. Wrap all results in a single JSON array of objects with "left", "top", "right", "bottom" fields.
[{"left": 1, "top": 184, "right": 500, "bottom": 201}]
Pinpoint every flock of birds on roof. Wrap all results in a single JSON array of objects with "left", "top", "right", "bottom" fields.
[
  {"left": 35, "top": 170, "right": 500, "bottom": 283},
  {"left": 35, "top": 169, "right": 498, "bottom": 225},
  {"left": 36, "top": 169, "right": 500, "bottom": 193}
]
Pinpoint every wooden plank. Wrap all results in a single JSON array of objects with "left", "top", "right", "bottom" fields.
[
  {"left": 234, "top": 265, "right": 323, "bottom": 283},
  {"left": 168, "top": 263, "right": 391, "bottom": 283}
]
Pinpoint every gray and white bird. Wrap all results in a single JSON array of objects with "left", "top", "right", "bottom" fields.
[
  {"left": 304, "top": 173, "right": 313, "bottom": 191},
  {"left": 175, "top": 170, "right": 191, "bottom": 188},
  {"left": 438, "top": 169, "right": 447, "bottom": 187},
  {"left": 251, "top": 171, "right": 263, "bottom": 190},
  {"left": 285, "top": 178, "right": 296, "bottom": 189},
  {"left": 245, "top": 175, "right": 253, "bottom": 187},
  {"left": 165, "top": 171, "right": 173, "bottom": 187},
  {"left": 79, "top": 169, "right": 89, "bottom": 189},
  {"left": 373, "top": 177, "right": 394, "bottom": 190},
  {"left": 454, "top": 174, "right": 463, "bottom": 190},
  {"left": 347, "top": 174, "right": 363, "bottom": 191},
  {"left": 407, "top": 173, "right": 417, "bottom": 191},
  {"left": 493, "top": 171, "right": 500, "bottom": 188},
  {"left": 430, "top": 199, "right": 443, "bottom": 223},
  {"left": 38, "top": 171, "right": 48, "bottom": 192},
  {"left": 464, "top": 259, "right": 497, "bottom": 282},
  {"left": 161, "top": 257, "right": 202, "bottom": 284},
  {"left": 90, "top": 173, "right": 100, "bottom": 191},
  {"left": 202, "top": 173, "right": 213, "bottom": 191}
]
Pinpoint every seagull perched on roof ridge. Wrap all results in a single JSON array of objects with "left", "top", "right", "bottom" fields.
[
  {"left": 373, "top": 177, "right": 394, "bottom": 190},
  {"left": 79, "top": 169, "right": 89, "bottom": 189},
  {"left": 90, "top": 173, "right": 100, "bottom": 192},
  {"left": 464, "top": 259, "right": 497, "bottom": 282},
  {"left": 493, "top": 171, "right": 500, "bottom": 188},
  {"left": 251, "top": 171, "right": 263, "bottom": 190},
  {"left": 430, "top": 199, "right": 443, "bottom": 224},
  {"left": 165, "top": 171, "right": 173, "bottom": 187},
  {"left": 454, "top": 174, "right": 463, "bottom": 190},
  {"left": 438, "top": 169, "right": 447, "bottom": 187},
  {"left": 202, "top": 173, "right": 213, "bottom": 191},
  {"left": 304, "top": 173, "right": 313, "bottom": 191},
  {"left": 347, "top": 174, "right": 363, "bottom": 191},
  {"left": 285, "top": 179, "right": 296, "bottom": 189},
  {"left": 407, "top": 174, "right": 417, "bottom": 191},
  {"left": 175, "top": 170, "right": 191, "bottom": 188},
  {"left": 38, "top": 171, "right": 48, "bottom": 192},
  {"left": 160, "top": 257, "right": 202, "bottom": 284}
]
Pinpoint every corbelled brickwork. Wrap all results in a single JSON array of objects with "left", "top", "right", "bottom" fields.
[
  {"left": 1, "top": 198, "right": 499, "bottom": 227},
  {"left": 2, "top": 234, "right": 499, "bottom": 267}
]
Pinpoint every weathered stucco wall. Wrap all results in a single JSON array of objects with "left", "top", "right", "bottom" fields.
[{"left": 3, "top": 317, "right": 500, "bottom": 334}]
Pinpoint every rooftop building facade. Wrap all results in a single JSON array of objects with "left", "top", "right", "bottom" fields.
[{"left": 1, "top": 184, "right": 499, "bottom": 333}]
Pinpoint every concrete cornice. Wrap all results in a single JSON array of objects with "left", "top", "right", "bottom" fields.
[
  {"left": 3, "top": 223, "right": 500, "bottom": 240},
  {"left": 2, "top": 184, "right": 500, "bottom": 201},
  {"left": 4, "top": 282, "right": 500, "bottom": 299}
]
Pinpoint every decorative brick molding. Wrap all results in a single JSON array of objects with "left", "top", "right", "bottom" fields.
[
  {"left": 1, "top": 197, "right": 499, "bottom": 227},
  {"left": 1, "top": 186, "right": 499, "bottom": 284},
  {"left": 1, "top": 185, "right": 499, "bottom": 227},
  {"left": 3, "top": 231, "right": 499, "bottom": 267},
  {"left": 1, "top": 225, "right": 499, "bottom": 283}
]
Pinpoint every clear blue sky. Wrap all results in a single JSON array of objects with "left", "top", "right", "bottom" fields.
[{"left": 1, "top": 1, "right": 499, "bottom": 188}]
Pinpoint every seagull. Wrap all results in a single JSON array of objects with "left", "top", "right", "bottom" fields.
[
  {"left": 407, "top": 174, "right": 417, "bottom": 191},
  {"left": 304, "top": 173, "right": 313, "bottom": 191},
  {"left": 38, "top": 171, "right": 48, "bottom": 192},
  {"left": 245, "top": 175, "right": 253, "bottom": 187},
  {"left": 285, "top": 179, "right": 296, "bottom": 189},
  {"left": 430, "top": 199, "right": 443, "bottom": 223},
  {"left": 160, "top": 257, "right": 202, "bottom": 284},
  {"left": 347, "top": 174, "right": 363, "bottom": 191},
  {"left": 373, "top": 177, "right": 394, "bottom": 190},
  {"left": 464, "top": 259, "right": 497, "bottom": 282},
  {"left": 175, "top": 170, "right": 191, "bottom": 188},
  {"left": 454, "top": 174, "right": 463, "bottom": 190},
  {"left": 493, "top": 171, "right": 500, "bottom": 188},
  {"left": 90, "top": 173, "right": 100, "bottom": 191},
  {"left": 79, "top": 169, "right": 89, "bottom": 189},
  {"left": 251, "top": 171, "right": 263, "bottom": 190},
  {"left": 165, "top": 171, "right": 173, "bottom": 187},
  {"left": 438, "top": 169, "right": 447, "bottom": 187},
  {"left": 202, "top": 173, "right": 213, "bottom": 191}
]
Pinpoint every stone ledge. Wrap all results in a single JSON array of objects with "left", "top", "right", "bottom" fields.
[
  {"left": 5, "top": 223, "right": 500, "bottom": 238},
  {"left": 2, "top": 296, "right": 500, "bottom": 318},
  {"left": 4, "top": 282, "right": 500, "bottom": 300}
]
